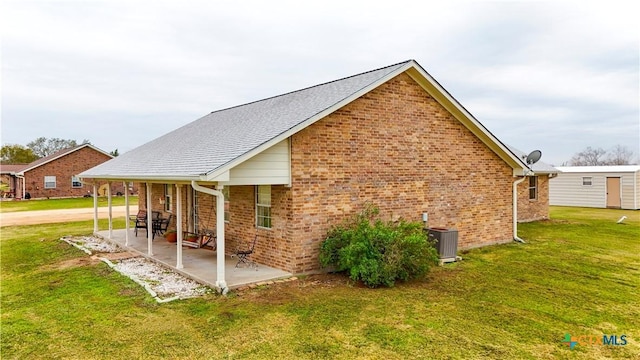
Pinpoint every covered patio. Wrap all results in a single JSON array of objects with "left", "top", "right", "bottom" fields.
[{"left": 97, "top": 228, "right": 292, "bottom": 290}]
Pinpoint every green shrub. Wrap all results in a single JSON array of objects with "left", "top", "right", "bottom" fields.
[{"left": 319, "top": 205, "right": 439, "bottom": 288}]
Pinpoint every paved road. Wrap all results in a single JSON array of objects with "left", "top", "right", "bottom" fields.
[{"left": 0, "top": 205, "right": 139, "bottom": 227}]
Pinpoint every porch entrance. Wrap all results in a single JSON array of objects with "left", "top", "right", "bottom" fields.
[{"left": 606, "top": 177, "right": 621, "bottom": 208}]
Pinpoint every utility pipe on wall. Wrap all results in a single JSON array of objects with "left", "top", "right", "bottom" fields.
[
  {"left": 512, "top": 176, "right": 527, "bottom": 243},
  {"left": 191, "top": 181, "right": 228, "bottom": 294}
]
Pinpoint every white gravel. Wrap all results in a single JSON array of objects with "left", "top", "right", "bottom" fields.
[
  {"left": 64, "top": 235, "right": 121, "bottom": 253},
  {"left": 112, "top": 257, "right": 211, "bottom": 299},
  {"left": 61, "top": 235, "right": 213, "bottom": 301}
]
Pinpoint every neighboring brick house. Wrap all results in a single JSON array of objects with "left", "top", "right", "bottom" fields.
[
  {"left": 508, "top": 146, "right": 558, "bottom": 222},
  {"left": 81, "top": 60, "right": 536, "bottom": 286},
  {"left": 9, "top": 144, "right": 132, "bottom": 199}
]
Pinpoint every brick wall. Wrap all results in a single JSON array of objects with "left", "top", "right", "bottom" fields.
[
  {"left": 23, "top": 147, "right": 112, "bottom": 198},
  {"left": 285, "top": 72, "right": 514, "bottom": 273},
  {"left": 517, "top": 175, "right": 550, "bottom": 222}
]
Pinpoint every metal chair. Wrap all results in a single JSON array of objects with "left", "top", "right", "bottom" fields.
[
  {"left": 153, "top": 214, "right": 172, "bottom": 239},
  {"left": 133, "top": 210, "right": 147, "bottom": 236},
  {"left": 234, "top": 235, "right": 258, "bottom": 269}
]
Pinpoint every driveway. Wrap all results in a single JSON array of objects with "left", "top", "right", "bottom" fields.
[{"left": 0, "top": 205, "right": 139, "bottom": 227}]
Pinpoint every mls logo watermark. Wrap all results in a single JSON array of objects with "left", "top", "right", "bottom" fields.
[{"left": 563, "top": 333, "right": 628, "bottom": 349}]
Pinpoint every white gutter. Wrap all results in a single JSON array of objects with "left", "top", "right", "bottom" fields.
[
  {"left": 191, "top": 181, "right": 228, "bottom": 294},
  {"left": 513, "top": 176, "right": 527, "bottom": 243}
]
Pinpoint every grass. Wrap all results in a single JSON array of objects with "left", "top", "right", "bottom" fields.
[
  {"left": 1, "top": 207, "right": 639, "bottom": 359},
  {"left": 0, "top": 196, "right": 138, "bottom": 213}
]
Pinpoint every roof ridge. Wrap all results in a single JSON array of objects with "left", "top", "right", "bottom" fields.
[{"left": 205, "top": 60, "right": 414, "bottom": 117}]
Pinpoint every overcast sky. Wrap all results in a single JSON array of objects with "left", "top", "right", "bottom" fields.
[{"left": 2, "top": 0, "right": 638, "bottom": 165}]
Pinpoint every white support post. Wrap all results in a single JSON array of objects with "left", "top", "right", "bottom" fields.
[
  {"left": 187, "top": 189, "right": 193, "bottom": 233},
  {"left": 124, "top": 181, "right": 130, "bottom": 246},
  {"left": 176, "top": 184, "right": 183, "bottom": 269},
  {"left": 93, "top": 184, "right": 98, "bottom": 234},
  {"left": 215, "top": 184, "right": 226, "bottom": 291},
  {"left": 146, "top": 182, "right": 153, "bottom": 256},
  {"left": 191, "top": 181, "right": 227, "bottom": 293},
  {"left": 107, "top": 182, "right": 113, "bottom": 239}
]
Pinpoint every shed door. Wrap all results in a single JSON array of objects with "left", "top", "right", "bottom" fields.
[{"left": 606, "top": 177, "right": 621, "bottom": 208}]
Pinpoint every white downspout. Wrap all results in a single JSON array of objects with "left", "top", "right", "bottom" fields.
[
  {"left": 513, "top": 176, "right": 527, "bottom": 243},
  {"left": 191, "top": 181, "right": 227, "bottom": 294}
]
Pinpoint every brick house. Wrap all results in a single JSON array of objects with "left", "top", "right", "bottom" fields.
[
  {"left": 7, "top": 143, "right": 132, "bottom": 199},
  {"left": 81, "top": 60, "right": 538, "bottom": 289}
]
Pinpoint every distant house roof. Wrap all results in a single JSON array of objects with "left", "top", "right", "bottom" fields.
[
  {"left": 81, "top": 59, "right": 530, "bottom": 181},
  {"left": 18, "top": 143, "right": 112, "bottom": 174},
  {"left": 555, "top": 165, "right": 640, "bottom": 173},
  {"left": 506, "top": 146, "right": 559, "bottom": 175},
  {"left": 0, "top": 164, "right": 28, "bottom": 174}
]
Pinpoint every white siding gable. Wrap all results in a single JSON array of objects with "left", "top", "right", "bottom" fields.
[{"left": 226, "top": 139, "right": 290, "bottom": 186}]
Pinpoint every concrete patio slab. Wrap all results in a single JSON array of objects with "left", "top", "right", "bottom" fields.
[{"left": 96, "top": 229, "right": 292, "bottom": 290}]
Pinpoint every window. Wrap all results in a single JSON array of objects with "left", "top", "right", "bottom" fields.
[
  {"left": 528, "top": 176, "right": 538, "bottom": 200},
  {"left": 222, "top": 187, "right": 230, "bottom": 222},
  {"left": 256, "top": 185, "right": 271, "bottom": 229},
  {"left": 582, "top": 177, "right": 592, "bottom": 186},
  {"left": 71, "top": 176, "right": 82, "bottom": 188},
  {"left": 164, "top": 184, "right": 173, "bottom": 212},
  {"left": 44, "top": 176, "right": 56, "bottom": 189}
]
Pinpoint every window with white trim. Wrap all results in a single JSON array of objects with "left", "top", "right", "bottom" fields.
[
  {"left": 222, "top": 187, "right": 230, "bottom": 222},
  {"left": 256, "top": 185, "right": 271, "bottom": 229},
  {"left": 582, "top": 177, "right": 592, "bottom": 186},
  {"left": 44, "top": 176, "right": 56, "bottom": 189},
  {"left": 528, "top": 176, "right": 538, "bottom": 200},
  {"left": 164, "top": 184, "right": 173, "bottom": 212},
  {"left": 71, "top": 176, "right": 82, "bottom": 188}
]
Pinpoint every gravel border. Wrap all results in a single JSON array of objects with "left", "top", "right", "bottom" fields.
[{"left": 61, "top": 236, "right": 213, "bottom": 302}]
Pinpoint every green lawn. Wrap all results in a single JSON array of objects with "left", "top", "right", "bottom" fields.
[
  {"left": 0, "top": 196, "right": 138, "bottom": 213},
  {"left": 1, "top": 207, "right": 638, "bottom": 359}
]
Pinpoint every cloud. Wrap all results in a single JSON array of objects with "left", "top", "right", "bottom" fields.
[{"left": 1, "top": 0, "right": 638, "bottom": 165}]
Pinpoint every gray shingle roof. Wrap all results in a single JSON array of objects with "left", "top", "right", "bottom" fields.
[{"left": 81, "top": 61, "right": 411, "bottom": 179}]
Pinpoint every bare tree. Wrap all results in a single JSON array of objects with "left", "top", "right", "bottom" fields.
[
  {"left": 606, "top": 145, "right": 635, "bottom": 165},
  {"left": 26, "top": 137, "right": 90, "bottom": 158},
  {"left": 569, "top": 146, "right": 608, "bottom": 166}
]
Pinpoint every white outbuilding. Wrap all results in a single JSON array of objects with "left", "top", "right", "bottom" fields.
[{"left": 549, "top": 165, "right": 640, "bottom": 209}]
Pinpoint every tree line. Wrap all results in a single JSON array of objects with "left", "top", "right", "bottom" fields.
[
  {"left": 567, "top": 145, "right": 636, "bottom": 166},
  {"left": 1, "top": 137, "right": 119, "bottom": 164}
]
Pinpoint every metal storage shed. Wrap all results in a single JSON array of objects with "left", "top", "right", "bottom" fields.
[{"left": 549, "top": 165, "right": 640, "bottom": 209}]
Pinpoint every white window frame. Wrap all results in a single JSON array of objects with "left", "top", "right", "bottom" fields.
[
  {"left": 256, "top": 185, "right": 272, "bottom": 229},
  {"left": 528, "top": 176, "right": 538, "bottom": 200},
  {"left": 582, "top": 177, "right": 592, "bottom": 186},
  {"left": 222, "top": 187, "right": 230, "bottom": 222},
  {"left": 44, "top": 176, "right": 56, "bottom": 189},
  {"left": 164, "top": 184, "right": 173, "bottom": 212},
  {"left": 71, "top": 176, "right": 83, "bottom": 188}
]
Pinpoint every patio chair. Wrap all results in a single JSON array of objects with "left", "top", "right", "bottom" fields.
[
  {"left": 134, "top": 211, "right": 161, "bottom": 237},
  {"left": 152, "top": 214, "right": 172, "bottom": 239},
  {"left": 133, "top": 210, "right": 147, "bottom": 236},
  {"left": 234, "top": 235, "right": 258, "bottom": 269}
]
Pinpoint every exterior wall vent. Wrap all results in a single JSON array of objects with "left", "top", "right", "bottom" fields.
[{"left": 428, "top": 228, "right": 458, "bottom": 263}]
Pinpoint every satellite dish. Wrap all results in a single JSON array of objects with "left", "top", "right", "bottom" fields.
[{"left": 526, "top": 150, "right": 542, "bottom": 165}]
